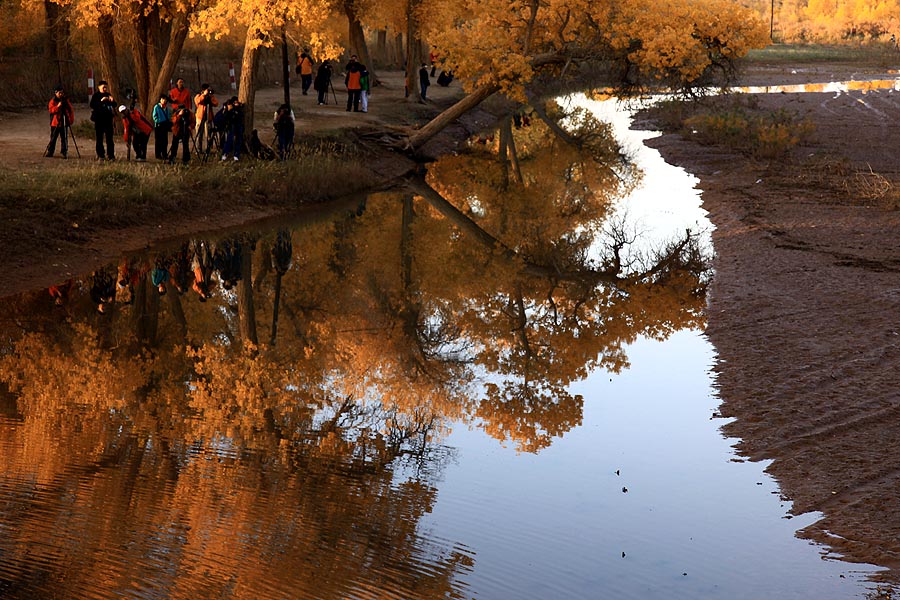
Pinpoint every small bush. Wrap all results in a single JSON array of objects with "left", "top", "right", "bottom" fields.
[{"left": 683, "top": 107, "right": 814, "bottom": 158}]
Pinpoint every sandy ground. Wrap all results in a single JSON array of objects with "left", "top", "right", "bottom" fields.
[{"left": 643, "top": 63, "right": 900, "bottom": 583}]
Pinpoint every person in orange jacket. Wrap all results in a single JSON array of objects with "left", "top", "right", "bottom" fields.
[
  {"left": 193, "top": 83, "right": 219, "bottom": 155},
  {"left": 118, "top": 105, "right": 153, "bottom": 161},
  {"left": 169, "top": 106, "right": 194, "bottom": 164},
  {"left": 46, "top": 85, "right": 75, "bottom": 158}
]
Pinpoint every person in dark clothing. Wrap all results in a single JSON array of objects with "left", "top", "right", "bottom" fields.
[
  {"left": 90, "top": 80, "right": 117, "bottom": 160},
  {"left": 314, "top": 60, "right": 334, "bottom": 105},
  {"left": 46, "top": 85, "right": 74, "bottom": 158},
  {"left": 418, "top": 64, "right": 430, "bottom": 101},
  {"left": 273, "top": 104, "right": 295, "bottom": 160},
  {"left": 215, "top": 97, "right": 245, "bottom": 161},
  {"left": 169, "top": 107, "right": 194, "bottom": 164}
]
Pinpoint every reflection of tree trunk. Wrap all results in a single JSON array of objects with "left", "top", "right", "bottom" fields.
[
  {"left": 507, "top": 119, "right": 523, "bottom": 184},
  {"left": 270, "top": 273, "right": 283, "bottom": 347},
  {"left": 530, "top": 99, "right": 581, "bottom": 149},
  {"left": 97, "top": 14, "right": 120, "bottom": 101},
  {"left": 132, "top": 275, "right": 160, "bottom": 347},
  {"left": 499, "top": 119, "right": 510, "bottom": 191},
  {"left": 165, "top": 281, "right": 187, "bottom": 340},
  {"left": 408, "top": 176, "right": 623, "bottom": 284},
  {"left": 401, "top": 194, "right": 414, "bottom": 291},
  {"left": 253, "top": 240, "right": 272, "bottom": 288},
  {"left": 237, "top": 244, "right": 259, "bottom": 350}
]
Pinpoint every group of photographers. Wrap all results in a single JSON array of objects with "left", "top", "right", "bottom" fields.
[{"left": 49, "top": 78, "right": 247, "bottom": 163}]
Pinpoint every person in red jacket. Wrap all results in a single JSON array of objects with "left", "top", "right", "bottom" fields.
[
  {"left": 46, "top": 85, "right": 74, "bottom": 158},
  {"left": 168, "top": 78, "right": 192, "bottom": 112},
  {"left": 118, "top": 105, "right": 153, "bottom": 161}
]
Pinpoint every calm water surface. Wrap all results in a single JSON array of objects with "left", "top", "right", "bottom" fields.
[{"left": 0, "top": 98, "right": 887, "bottom": 598}]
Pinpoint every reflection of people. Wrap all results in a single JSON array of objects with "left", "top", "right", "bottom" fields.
[
  {"left": 169, "top": 107, "right": 194, "bottom": 164},
  {"left": 119, "top": 105, "right": 152, "bottom": 161},
  {"left": 297, "top": 50, "right": 314, "bottom": 95},
  {"left": 151, "top": 95, "right": 172, "bottom": 160},
  {"left": 46, "top": 86, "right": 74, "bottom": 159},
  {"left": 89, "top": 80, "right": 116, "bottom": 160},
  {"left": 190, "top": 239, "right": 215, "bottom": 301},
  {"left": 90, "top": 269, "right": 116, "bottom": 314},
  {"left": 48, "top": 279, "right": 73, "bottom": 306},
  {"left": 193, "top": 83, "right": 219, "bottom": 154},
  {"left": 314, "top": 60, "right": 333, "bottom": 106}
]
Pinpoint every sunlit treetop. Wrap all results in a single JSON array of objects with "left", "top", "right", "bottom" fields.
[{"left": 423, "top": 0, "right": 769, "bottom": 99}]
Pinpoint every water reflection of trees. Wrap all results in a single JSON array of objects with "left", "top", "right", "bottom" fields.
[{"left": 0, "top": 107, "right": 708, "bottom": 597}]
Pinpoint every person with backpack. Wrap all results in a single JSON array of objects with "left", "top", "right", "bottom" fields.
[
  {"left": 296, "top": 50, "right": 315, "bottom": 95},
  {"left": 169, "top": 106, "right": 194, "bottom": 164}
]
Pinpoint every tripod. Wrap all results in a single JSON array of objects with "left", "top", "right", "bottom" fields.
[
  {"left": 43, "top": 111, "right": 80, "bottom": 159},
  {"left": 202, "top": 128, "right": 223, "bottom": 163},
  {"left": 329, "top": 78, "right": 337, "bottom": 105}
]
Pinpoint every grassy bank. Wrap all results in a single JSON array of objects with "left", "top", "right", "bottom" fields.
[{"left": 742, "top": 42, "right": 900, "bottom": 66}]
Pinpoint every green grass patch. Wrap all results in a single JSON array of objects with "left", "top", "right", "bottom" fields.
[{"left": 743, "top": 43, "right": 899, "bottom": 66}]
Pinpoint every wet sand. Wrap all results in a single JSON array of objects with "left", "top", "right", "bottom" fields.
[{"left": 642, "top": 66, "right": 900, "bottom": 581}]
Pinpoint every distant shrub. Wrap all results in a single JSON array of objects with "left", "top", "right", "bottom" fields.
[{"left": 683, "top": 107, "right": 814, "bottom": 158}]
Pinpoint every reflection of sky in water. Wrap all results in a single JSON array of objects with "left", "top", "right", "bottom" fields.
[{"left": 421, "top": 99, "right": 884, "bottom": 598}]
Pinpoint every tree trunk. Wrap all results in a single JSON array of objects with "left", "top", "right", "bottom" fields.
[
  {"left": 238, "top": 26, "right": 263, "bottom": 149},
  {"left": 344, "top": 0, "right": 377, "bottom": 85},
  {"left": 405, "top": 83, "right": 500, "bottom": 150},
  {"left": 281, "top": 28, "right": 291, "bottom": 107},
  {"left": 44, "top": 1, "right": 73, "bottom": 87},
  {"left": 505, "top": 117, "right": 523, "bottom": 184},
  {"left": 405, "top": 0, "right": 423, "bottom": 102},
  {"left": 151, "top": 12, "right": 191, "bottom": 113},
  {"left": 97, "top": 14, "right": 120, "bottom": 101},
  {"left": 376, "top": 29, "right": 387, "bottom": 65},
  {"left": 394, "top": 32, "right": 405, "bottom": 68},
  {"left": 131, "top": 12, "right": 151, "bottom": 111},
  {"left": 499, "top": 118, "right": 510, "bottom": 191},
  {"left": 237, "top": 243, "right": 259, "bottom": 350}
]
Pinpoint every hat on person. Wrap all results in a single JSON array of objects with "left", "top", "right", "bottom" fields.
[
  {"left": 118, "top": 105, "right": 128, "bottom": 113},
  {"left": 53, "top": 85, "right": 64, "bottom": 92}
]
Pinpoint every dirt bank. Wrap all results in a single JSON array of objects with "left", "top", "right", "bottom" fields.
[{"left": 641, "top": 64, "right": 900, "bottom": 582}]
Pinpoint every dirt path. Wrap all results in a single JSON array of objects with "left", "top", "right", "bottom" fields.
[{"left": 643, "top": 65, "right": 900, "bottom": 583}]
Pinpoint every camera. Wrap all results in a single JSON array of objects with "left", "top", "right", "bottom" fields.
[{"left": 205, "top": 88, "right": 214, "bottom": 95}]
